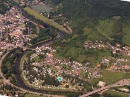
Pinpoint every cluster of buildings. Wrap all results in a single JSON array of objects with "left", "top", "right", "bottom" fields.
[
  {"left": 84, "top": 41, "right": 130, "bottom": 56},
  {"left": 100, "top": 56, "right": 130, "bottom": 72},
  {"left": 84, "top": 40, "right": 130, "bottom": 72},
  {"left": 18, "top": 0, "right": 41, "bottom": 5},
  {"left": 21, "top": 44, "right": 101, "bottom": 91},
  {"left": 0, "top": 6, "right": 30, "bottom": 57},
  {"left": 0, "top": 6, "right": 26, "bottom": 34},
  {"left": 84, "top": 41, "right": 120, "bottom": 54}
]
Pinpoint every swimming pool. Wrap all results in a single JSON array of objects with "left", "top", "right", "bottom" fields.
[{"left": 57, "top": 77, "right": 63, "bottom": 82}]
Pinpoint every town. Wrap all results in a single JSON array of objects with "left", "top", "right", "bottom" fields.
[
  {"left": 21, "top": 44, "right": 101, "bottom": 92},
  {"left": 0, "top": 6, "right": 29, "bottom": 57},
  {"left": 1, "top": 0, "right": 130, "bottom": 97},
  {"left": 84, "top": 41, "right": 130, "bottom": 71}
]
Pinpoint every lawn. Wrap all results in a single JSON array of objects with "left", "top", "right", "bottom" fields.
[
  {"left": 123, "top": 26, "right": 130, "bottom": 46},
  {"left": 30, "top": 34, "right": 38, "bottom": 39},
  {"left": 100, "top": 70, "right": 130, "bottom": 84},
  {"left": 65, "top": 47, "right": 79, "bottom": 58},
  {"left": 104, "top": 89, "right": 129, "bottom": 97},
  {"left": 77, "top": 54, "right": 86, "bottom": 63},
  {"left": 24, "top": 93, "right": 43, "bottom": 97},
  {"left": 95, "top": 17, "right": 117, "bottom": 41},
  {"left": 91, "top": 70, "right": 130, "bottom": 86},
  {"left": 83, "top": 16, "right": 122, "bottom": 41},
  {"left": 31, "top": 55, "right": 44, "bottom": 63},
  {"left": 31, "top": 4, "right": 51, "bottom": 13},
  {"left": 54, "top": 53, "right": 65, "bottom": 60},
  {"left": 20, "top": 52, "right": 28, "bottom": 70},
  {"left": 50, "top": 65, "right": 57, "bottom": 71},
  {"left": 100, "top": 70, "right": 124, "bottom": 84},
  {"left": 24, "top": 7, "right": 66, "bottom": 32}
]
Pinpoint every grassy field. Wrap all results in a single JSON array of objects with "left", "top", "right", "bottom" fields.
[
  {"left": 100, "top": 70, "right": 124, "bottom": 84},
  {"left": 104, "top": 89, "right": 129, "bottom": 97},
  {"left": 95, "top": 17, "right": 119, "bottom": 41},
  {"left": 54, "top": 53, "right": 65, "bottom": 60},
  {"left": 30, "top": 34, "right": 38, "bottom": 38},
  {"left": 83, "top": 16, "right": 122, "bottom": 41},
  {"left": 123, "top": 25, "right": 130, "bottom": 46},
  {"left": 24, "top": 93, "right": 44, "bottom": 97},
  {"left": 31, "top": 4, "right": 51, "bottom": 13},
  {"left": 92, "top": 70, "right": 130, "bottom": 85},
  {"left": 24, "top": 7, "right": 66, "bottom": 32},
  {"left": 20, "top": 52, "right": 28, "bottom": 70},
  {"left": 77, "top": 54, "right": 86, "bottom": 63}
]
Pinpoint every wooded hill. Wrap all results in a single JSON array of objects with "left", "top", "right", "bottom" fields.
[
  {"left": 50, "top": 0, "right": 130, "bottom": 63},
  {"left": 50, "top": 0, "right": 130, "bottom": 20},
  {"left": 50, "top": 0, "right": 130, "bottom": 45}
]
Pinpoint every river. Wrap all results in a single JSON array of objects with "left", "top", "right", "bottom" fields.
[{"left": 14, "top": 32, "right": 77, "bottom": 94}]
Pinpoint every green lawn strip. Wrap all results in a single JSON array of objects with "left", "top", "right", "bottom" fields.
[
  {"left": 96, "top": 19, "right": 115, "bottom": 38},
  {"left": 30, "top": 4, "right": 51, "bottom": 13},
  {"left": 123, "top": 26, "right": 130, "bottom": 46},
  {"left": 24, "top": 93, "right": 43, "bottom": 97},
  {"left": 104, "top": 89, "right": 129, "bottom": 97},
  {"left": 54, "top": 53, "right": 65, "bottom": 60},
  {"left": 77, "top": 54, "right": 86, "bottom": 63},
  {"left": 100, "top": 70, "right": 130, "bottom": 84},
  {"left": 100, "top": 70, "right": 124, "bottom": 84},
  {"left": 91, "top": 70, "right": 130, "bottom": 86},
  {"left": 20, "top": 52, "right": 28, "bottom": 70},
  {"left": 31, "top": 55, "right": 43, "bottom": 63},
  {"left": 30, "top": 34, "right": 38, "bottom": 39},
  {"left": 19, "top": 51, "right": 33, "bottom": 87},
  {"left": 24, "top": 7, "right": 66, "bottom": 32},
  {"left": 83, "top": 27, "right": 92, "bottom": 36},
  {"left": 79, "top": 69, "right": 86, "bottom": 78},
  {"left": 50, "top": 65, "right": 57, "bottom": 72}
]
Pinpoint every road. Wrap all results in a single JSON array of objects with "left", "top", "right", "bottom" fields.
[
  {"left": 0, "top": 52, "right": 65, "bottom": 97},
  {"left": 79, "top": 79, "right": 130, "bottom": 97}
]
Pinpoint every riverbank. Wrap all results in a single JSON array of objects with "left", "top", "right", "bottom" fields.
[{"left": 14, "top": 30, "right": 83, "bottom": 96}]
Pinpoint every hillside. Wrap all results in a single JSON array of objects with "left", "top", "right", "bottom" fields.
[
  {"left": 49, "top": 0, "right": 130, "bottom": 43},
  {"left": 50, "top": 0, "right": 130, "bottom": 20},
  {"left": 50, "top": 0, "right": 130, "bottom": 63}
]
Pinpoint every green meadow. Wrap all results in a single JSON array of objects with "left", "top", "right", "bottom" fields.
[
  {"left": 30, "top": 4, "right": 51, "bottom": 13},
  {"left": 24, "top": 7, "right": 66, "bottom": 32}
]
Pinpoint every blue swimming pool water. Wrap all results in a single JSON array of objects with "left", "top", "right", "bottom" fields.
[{"left": 57, "top": 77, "right": 63, "bottom": 81}]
